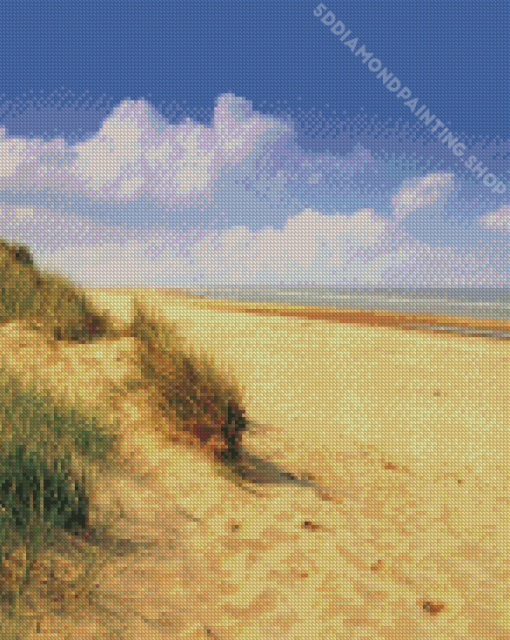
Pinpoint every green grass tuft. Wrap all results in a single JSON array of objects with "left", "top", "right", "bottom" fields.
[
  {"left": 0, "top": 237, "right": 255, "bottom": 625},
  {"left": 0, "top": 363, "right": 123, "bottom": 617}
]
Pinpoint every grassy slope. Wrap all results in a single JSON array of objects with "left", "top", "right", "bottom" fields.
[{"left": 0, "top": 239, "right": 251, "bottom": 633}]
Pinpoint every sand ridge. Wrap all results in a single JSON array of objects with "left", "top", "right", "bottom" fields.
[{"left": 67, "top": 287, "right": 510, "bottom": 638}]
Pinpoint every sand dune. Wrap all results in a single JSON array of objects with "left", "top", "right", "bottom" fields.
[
  {"left": 75, "top": 287, "right": 510, "bottom": 638},
  {"left": 84, "top": 287, "right": 510, "bottom": 489}
]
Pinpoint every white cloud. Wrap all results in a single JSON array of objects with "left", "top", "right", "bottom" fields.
[
  {"left": 1, "top": 186, "right": 505, "bottom": 289},
  {"left": 0, "top": 94, "right": 294, "bottom": 208},
  {"left": 0, "top": 94, "right": 507, "bottom": 288},
  {"left": 0, "top": 128, "right": 31, "bottom": 178},
  {"left": 478, "top": 204, "right": 510, "bottom": 232},
  {"left": 38, "top": 238, "right": 191, "bottom": 289},
  {"left": 364, "top": 242, "right": 508, "bottom": 288},
  {"left": 392, "top": 173, "right": 455, "bottom": 221}
]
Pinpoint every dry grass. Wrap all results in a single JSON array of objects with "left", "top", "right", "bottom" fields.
[
  {"left": 0, "top": 239, "right": 253, "bottom": 634},
  {"left": 128, "top": 294, "right": 250, "bottom": 462}
]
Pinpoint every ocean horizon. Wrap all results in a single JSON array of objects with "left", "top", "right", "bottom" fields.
[{"left": 172, "top": 286, "right": 510, "bottom": 339}]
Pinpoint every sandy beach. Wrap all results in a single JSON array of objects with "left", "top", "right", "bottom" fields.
[
  {"left": 75, "top": 287, "right": 510, "bottom": 638},
  {"left": 85, "top": 287, "right": 510, "bottom": 490}
]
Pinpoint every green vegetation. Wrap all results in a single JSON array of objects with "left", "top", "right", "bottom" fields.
[
  {"left": 0, "top": 362, "right": 123, "bottom": 622},
  {"left": 0, "top": 238, "right": 121, "bottom": 343},
  {"left": 0, "top": 239, "right": 251, "bottom": 629}
]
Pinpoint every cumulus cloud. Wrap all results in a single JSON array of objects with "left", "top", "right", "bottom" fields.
[
  {"left": 0, "top": 94, "right": 294, "bottom": 209},
  {"left": 362, "top": 242, "right": 508, "bottom": 288},
  {"left": 0, "top": 93, "right": 507, "bottom": 288},
  {"left": 21, "top": 192, "right": 506, "bottom": 289},
  {"left": 39, "top": 238, "right": 191, "bottom": 289}
]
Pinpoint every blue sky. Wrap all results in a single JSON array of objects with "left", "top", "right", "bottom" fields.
[{"left": 0, "top": 0, "right": 508, "bottom": 288}]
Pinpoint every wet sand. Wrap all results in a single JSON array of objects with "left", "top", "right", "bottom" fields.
[{"left": 157, "top": 289, "right": 510, "bottom": 338}]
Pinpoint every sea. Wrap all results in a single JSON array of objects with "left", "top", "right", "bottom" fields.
[{"left": 176, "top": 286, "right": 510, "bottom": 339}]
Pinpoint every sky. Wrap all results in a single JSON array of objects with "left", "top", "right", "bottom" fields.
[{"left": 0, "top": 0, "right": 508, "bottom": 289}]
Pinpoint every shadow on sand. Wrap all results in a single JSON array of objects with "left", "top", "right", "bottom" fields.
[{"left": 215, "top": 420, "right": 342, "bottom": 503}]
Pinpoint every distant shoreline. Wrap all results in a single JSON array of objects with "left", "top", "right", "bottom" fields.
[
  {"left": 84, "top": 287, "right": 510, "bottom": 340},
  {"left": 194, "top": 301, "right": 510, "bottom": 340}
]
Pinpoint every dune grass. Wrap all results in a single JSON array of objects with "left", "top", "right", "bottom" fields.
[
  {"left": 0, "top": 238, "right": 253, "bottom": 629},
  {"left": 0, "top": 369, "right": 119, "bottom": 597},
  {"left": 0, "top": 239, "right": 122, "bottom": 344},
  {"left": 128, "top": 294, "right": 250, "bottom": 462}
]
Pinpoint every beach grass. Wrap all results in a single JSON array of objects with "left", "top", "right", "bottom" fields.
[
  {"left": 0, "top": 363, "right": 123, "bottom": 618},
  {"left": 0, "top": 238, "right": 252, "bottom": 630},
  {"left": 0, "top": 239, "right": 508, "bottom": 636},
  {"left": 127, "top": 294, "right": 250, "bottom": 461}
]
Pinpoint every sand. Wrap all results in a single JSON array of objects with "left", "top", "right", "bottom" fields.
[
  {"left": 76, "top": 287, "right": 510, "bottom": 638},
  {"left": 85, "top": 287, "right": 510, "bottom": 490}
]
